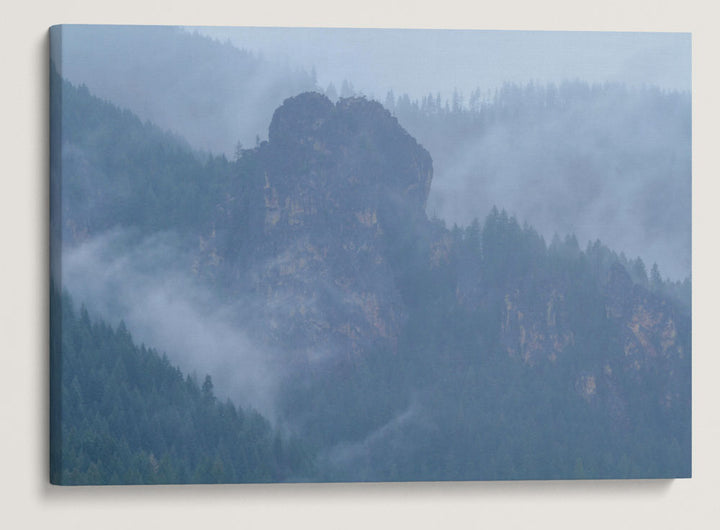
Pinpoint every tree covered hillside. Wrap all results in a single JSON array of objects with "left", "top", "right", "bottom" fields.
[
  {"left": 50, "top": 281, "right": 313, "bottom": 485},
  {"left": 382, "top": 82, "right": 691, "bottom": 280}
]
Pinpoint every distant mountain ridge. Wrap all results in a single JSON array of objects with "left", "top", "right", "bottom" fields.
[
  {"left": 53, "top": 25, "right": 318, "bottom": 155},
  {"left": 386, "top": 82, "right": 691, "bottom": 280}
]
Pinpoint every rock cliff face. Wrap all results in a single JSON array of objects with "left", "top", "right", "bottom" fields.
[
  {"left": 602, "top": 264, "right": 690, "bottom": 407},
  {"left": 238, "top": 92, "right": 689, "bottom": 397},
  {"left": 250, "top": 92, "right": 433, "bottom": 363},
  {"left": 493, "top": 262, "right": 689, "bottom": 417},
  {"left": 500, "top": 287, "right": 575, "bottom": 365}
]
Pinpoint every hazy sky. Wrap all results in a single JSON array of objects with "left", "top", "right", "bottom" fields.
[{"left": 195, "top": 27, "right": 691, "bottom": 100}]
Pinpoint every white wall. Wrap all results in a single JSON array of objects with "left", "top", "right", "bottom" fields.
[{"left": 2, "top": 1, "right": 718, "bottom": 528}]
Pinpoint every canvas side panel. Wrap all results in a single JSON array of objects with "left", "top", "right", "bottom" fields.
[{"left": 49, "top": 24, "right": 64, "bottom": 485}]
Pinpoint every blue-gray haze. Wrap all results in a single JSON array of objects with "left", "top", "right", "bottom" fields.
[{"left": 54, "top": 25, "right": 691, "bottom": 432}]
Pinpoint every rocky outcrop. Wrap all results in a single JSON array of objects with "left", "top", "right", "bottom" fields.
[
  {"left": 250, "top": 92, "right": 433, "bottom": 363},
  {"left": 602, "top": 264, "right": 690, "bottom": 407},
  {"left": 212, "top": 91, "right": 689, "bottom": 424},
  {"left": 261, "top": 92, "right": 432, "bottom": 231},
  {"left": 493, "top": 260, "right": 689, "bottom": 417}
]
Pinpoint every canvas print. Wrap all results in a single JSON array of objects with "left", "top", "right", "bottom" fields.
[{"left": 49, "top": 25, "right": 691, "bottom": 484}]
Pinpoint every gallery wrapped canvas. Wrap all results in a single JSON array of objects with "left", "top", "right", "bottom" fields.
[{"left": 49, "top": 25, "right": 691, "bottom": 484}]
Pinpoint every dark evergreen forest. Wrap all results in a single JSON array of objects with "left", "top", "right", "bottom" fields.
[{"left": 50, "top": 281, "right": 313, "bottom": 484}]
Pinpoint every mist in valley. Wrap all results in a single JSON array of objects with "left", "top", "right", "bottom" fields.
[
  {"left": 393, "top": 82, "right": 691, "bottom": 280},
  {"left": 61, "top": 230, "right": 285, "bottom": 420}
]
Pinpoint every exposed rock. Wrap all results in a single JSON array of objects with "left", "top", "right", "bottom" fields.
[
  {"left": 601, "top": 262, "right": 690, "bottom": 411},
  {"left": 249, "top": 92, "right": 433, "bottom": 363},
  {"left": 500, "top": 288, "right": 575, "bottom": 365},
  {"left": 209, "top": 91, "right": 689, "bottom": 425}
]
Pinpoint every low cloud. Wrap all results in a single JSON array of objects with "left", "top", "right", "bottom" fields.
[{"left": 62, "top": 229, "right": 284, "bottom": 419}]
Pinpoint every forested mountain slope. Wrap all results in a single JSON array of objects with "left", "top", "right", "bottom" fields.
[
  {"left": 383, "top": 82, "right": 691, "bottom": 280},
  {"left": 50, "top": 63, "right": 241, "bottom": 243},
  {"left": 52, "top": 75, "right": 691, "bottom": 482},
  {"left": 50, "top": 282, "right": 313, "bottom": 485}
]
